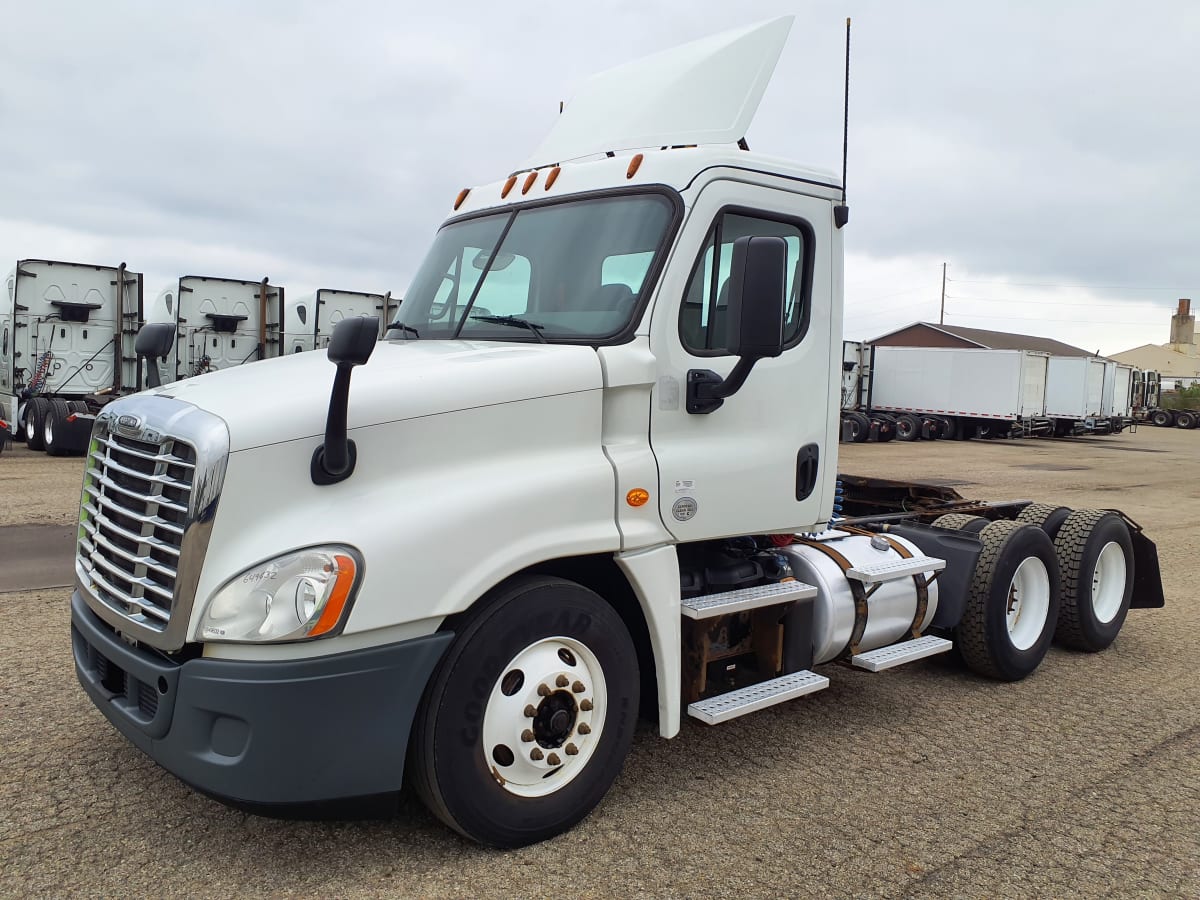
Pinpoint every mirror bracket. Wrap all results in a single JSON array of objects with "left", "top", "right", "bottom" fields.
[{"left": 686, "top": 358, "right": 759, "bottom": 415}]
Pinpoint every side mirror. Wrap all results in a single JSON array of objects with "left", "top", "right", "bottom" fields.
[
  {"left": 724, "top": 235, "right": 787, "bottom": 360},
  {"left": 312, "top": 316, "right": 379, "bottom": 485},
  {"left": 687, "top": 235, "right": 788, "bottom": 414},
  {"left": 135, "top": 322, "right": 176, "bottom": 388}
]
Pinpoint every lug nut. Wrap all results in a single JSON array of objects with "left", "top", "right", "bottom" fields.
[
  {"left": 524, "top": 704, "right": 537, "bottom": 718},
  {"left": 521, "top": 729, "right": 535, "bottom": 743},
  {"left": 530, "top": 747, "right": 544, "bottom": 761},
  {"left": 546, "top": 753, "right": 561, "bottom": 766},
  {"left": 537, "top": 683, "right": 551, "bottom": 697},
  {"left": 556, "top": 674, "right": 569, "bottom": 688},
  {"left": 577, "top": 723, "right": 591, "bottom": 735},
  {"left": 572, "top": 680, "right": 585, "bottom": 693},
  {"left": 565, "top": 743, "right": 579, "bottom": 756},
  {"left": 580, "top": 699, "right": 593, "bottom": 711}
]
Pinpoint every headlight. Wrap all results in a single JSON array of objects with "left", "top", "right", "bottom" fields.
[{"left": 198, "top": 546, "right": 361, "bottom": 643}]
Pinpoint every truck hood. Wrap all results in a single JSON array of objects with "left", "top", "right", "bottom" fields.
[{"left": 145, "top": 340, "right": 604, "bottom": 452}]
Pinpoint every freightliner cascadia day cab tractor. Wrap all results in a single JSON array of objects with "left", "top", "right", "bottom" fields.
[{"left": 71, "top": 19, "right": 1163, "bottom": 847}]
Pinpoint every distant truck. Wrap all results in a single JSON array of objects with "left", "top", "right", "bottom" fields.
[
  {"left": 143, "top": 276, "right": 285, "bottom": 384},
  {"left": 2, "top": 259, "right": 144, "bottom": 455},
  {"left": 284, "top": 289, "right": 397, "bottom": 354}
]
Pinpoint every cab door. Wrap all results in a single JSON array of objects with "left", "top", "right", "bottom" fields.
[{"left": 647, "top": 179, "right": 839, "bottom": 541}]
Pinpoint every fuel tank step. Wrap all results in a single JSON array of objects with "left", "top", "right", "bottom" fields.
[
  {"left": 851, "top": 635, "right": 953, "bottom": 672},
  {"left": 845, "top": 555, "right": 945, "bottom": 585},
  {"left": 687, "top": 670, "right": 829, "bottom": 724},
  {"left": 680, "top": 580, "right": 817, "bottom": 620}
]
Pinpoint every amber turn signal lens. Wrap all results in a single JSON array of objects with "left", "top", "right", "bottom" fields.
[
  {"left": 308, "top": 554, "right": 357, "bottom": 637},
  {"left": 626, "top": 488, "right": 650, "bottom": 507}
]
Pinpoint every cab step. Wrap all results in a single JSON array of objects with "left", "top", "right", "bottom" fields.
[
  {"left": 681, "top": 580, "right": 817, "bottom": 620},
  {"left": 687, "top": 670, "right": 829, "bottom": 724},
  {"left": 851, "top": 635, "right": 953, "bottom": 672},
  {"left": 846, "top": 555, "right": 945, "bottom": 585}
]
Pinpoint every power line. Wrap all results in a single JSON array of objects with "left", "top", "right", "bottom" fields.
[
  {"left": 947, "top": 276, "right": 1192, "bottom": 292},
  {"left": 944, "top": 293, "right": 1171, "bottom": 309}
]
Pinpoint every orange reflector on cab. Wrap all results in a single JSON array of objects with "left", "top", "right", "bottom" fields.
[
  {"left": 454, "top": 188, "right": 471, "bottom": 210},
  {"left": 545, "top": 166, "right": 560, "bottom": 190},
  {"left": 626, "top": 153, "right": 643, "bottom": 179},
  {"left": 626, "top": 488, "right": 650, "bottom": 507},
  {"left": 308, "top": 554, "right": 357, "bottom": 638},
  {"left": 522, "top": 171, "right": 538, "bottom": 194},
  {"left": 501, "top": 175, "right": 518, "bottom": 198}
]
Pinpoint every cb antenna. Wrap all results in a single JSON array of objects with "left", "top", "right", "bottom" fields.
[{"left": 834, "top": 17, "right": 851, "bottom": 229}]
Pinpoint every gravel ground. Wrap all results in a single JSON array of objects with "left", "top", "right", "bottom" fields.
[{"left": 1, "top": 427, "right": 1198, "bottom": 897}]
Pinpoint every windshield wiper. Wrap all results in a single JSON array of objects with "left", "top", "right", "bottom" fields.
[
  {"left": 470, "top": 314, "right": 547, "bottom": 344},
  {"left": 386, "top": 323, "right": 420, "bottom": 340}
]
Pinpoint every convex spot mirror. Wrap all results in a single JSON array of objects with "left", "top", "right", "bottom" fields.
[
  {"left": 135, "top": 322, "right": 175, "bottom": 361},
  {"left": 327, "top": 315, "right": 379, "bottom": 366},
  {"left": 724, "top": 235, "right": 787, "bottom": 360}
]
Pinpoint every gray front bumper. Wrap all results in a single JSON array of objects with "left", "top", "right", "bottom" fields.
[{"left": 71, "top": 591, "right": 453, "bottom": 807}]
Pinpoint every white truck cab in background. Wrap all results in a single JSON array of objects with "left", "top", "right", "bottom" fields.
[{"left": 70, "top": 18, "right": 1163, "bottom": 847}]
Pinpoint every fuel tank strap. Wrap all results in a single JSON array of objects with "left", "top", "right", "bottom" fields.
[
  {"left": 838, "top": 526, "right": 930, "bottom": 639},
  {"left": 792, "top": 536, "right": 869, "bottom": 657}
]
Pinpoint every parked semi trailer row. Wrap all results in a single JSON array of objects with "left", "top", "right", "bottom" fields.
[
  {"left": 840, "top": 342, "right": 1155, "bottom": 443},
  {"left": 3, "top": 260, "right": 395, "bottom": 455}
]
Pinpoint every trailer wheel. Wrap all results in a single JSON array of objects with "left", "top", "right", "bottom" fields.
[
  {"left": 933, "top": 416, "right": 958, "bottom": 440},
  {"left": 409, "top": 575, "right": 638, "bottom": 847},
  {"left": 895, "top": 414, "right": 920, "bottom": 441},
  {"left": 43, "top": 399, "right": 72, "bottom": 457},
  {"left": 1175, "top": 411, "right": 1197, "bottom": 429},
  {"left": 1149, "top": 409, "right": 1173, "bottom": 427},
  {"left": 1016, "top": 503, "right": 1072, "bottom": 540},
  {"left": 23, "top": 398, "right": 50, "bottom": 451},
  {"left": 846, "top": 411, "right": 871, "bottom": 443},
  {"left": 954, "top": 520, "right": 1060, "bottom": 681},
  {"left": 931, "top": 513, "right": 989, "bottom": 533},
  {"left": 1053, "top": 510, "right": 1134, "bottom": 652}
]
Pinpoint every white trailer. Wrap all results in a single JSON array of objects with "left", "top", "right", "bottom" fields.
[
  {"left": 69, "top": 18, "right": 1164, "bottom": 848},
  {"left": 1045, "top": 356, "right": 1109, "bottom": 434},
  {"left": 1107, "top": 363, "right": 1134, "bottom": 428},
  {"left": 144, "top": 276, "right": 285, "bottom": 384},
  {"left": 285, "top": 289, "right": 397, "bottom": 354},
  {"left": 2, "top": 259, "right": 143, "bottom": 455},
  {"left": 861, "top": 346, "right": 1050, "bottom": 440}
]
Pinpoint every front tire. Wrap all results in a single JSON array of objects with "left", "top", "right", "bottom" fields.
[
  {"left": 1053, "top": 510, "right": 1133, "bottom": 651},
  {"left": 954, "top": 521, "right": 1061, "bottom": 681},
  {"left": 409, "top": 576, "right": 639, "bottom": 847}
]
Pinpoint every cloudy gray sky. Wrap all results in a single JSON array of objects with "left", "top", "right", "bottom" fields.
[{"left": 2, "top": 1, "right": 1197, "bottom": 354}]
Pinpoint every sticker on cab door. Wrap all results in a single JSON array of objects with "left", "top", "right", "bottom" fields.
[
  {"left": 674, "top": 479, "right": 695, "bottom": 493},
  {"left": 672, "top": 497, "right": 698, "bottom": 521}
]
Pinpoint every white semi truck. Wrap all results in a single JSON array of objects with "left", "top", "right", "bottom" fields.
[
  {"left": 284, "top": 289, "right": 397, "bottom": 354},
  {"left": 2, "top": 259, "right": 144, "bottom": 455},
  {"left": 142, "top": 276, "right": 285, "bottom": 384},
  {"left": 70, "top": 19, "right": 1164, "bottom": 847}
]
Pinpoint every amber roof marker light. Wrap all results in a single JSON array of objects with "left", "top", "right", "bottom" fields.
[
  {"left": 522, "top": 171, "right": 538, "bottom": 194},
  {"left": 501, "top": 175, "right": 518, "bottom": 198},
  {"left": 454, "top": 188, "right": 471, "bottom": 210},
  {"left": 545, "top": 166, "right": 561, "bottom": 190},
  {"left": 626, "top": 153, "right": 644, "bottom": 179}
]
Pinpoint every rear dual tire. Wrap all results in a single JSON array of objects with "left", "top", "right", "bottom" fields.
[
  {"left": 1052, "top": 510, "right": 1133, "bottom": 652},
  {"left": 954, "top": 521, "right": 1061, "bottom": 681},
  {"left": 43, "top": 398, "right": 73, "bottom": 457}
]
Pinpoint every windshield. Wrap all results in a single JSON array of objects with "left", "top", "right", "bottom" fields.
[{"left": 391, "top": 192, "right": 676, "bottom": 343}]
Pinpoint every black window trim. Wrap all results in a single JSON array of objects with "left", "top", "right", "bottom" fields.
[
  {"left": 410, "top": 185, "right": 686, "bottom": 348},
  {"left": 678, "top": 204, "right": 817, "bottom": 359}
]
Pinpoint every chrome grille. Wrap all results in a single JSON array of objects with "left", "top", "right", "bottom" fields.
[{"left": 78, "top": 430, "right": 197, "bottom": 631}]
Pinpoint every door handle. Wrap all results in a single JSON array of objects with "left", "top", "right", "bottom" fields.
[{"left": 795, "top": 443, "right": 819, "bottom": 501}]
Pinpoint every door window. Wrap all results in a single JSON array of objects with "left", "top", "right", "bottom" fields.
[{"left": 679, "top": 211, "right": 812, "bottom": 355}]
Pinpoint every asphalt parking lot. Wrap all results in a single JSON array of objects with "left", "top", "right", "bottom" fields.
[{"left": 1, "top": 429, "right": 1197, "bottom": 897}]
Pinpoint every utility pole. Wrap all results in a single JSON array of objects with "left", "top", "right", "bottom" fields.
[{"left": 939, "top": 262, "right": 947, "bottom": 325}]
